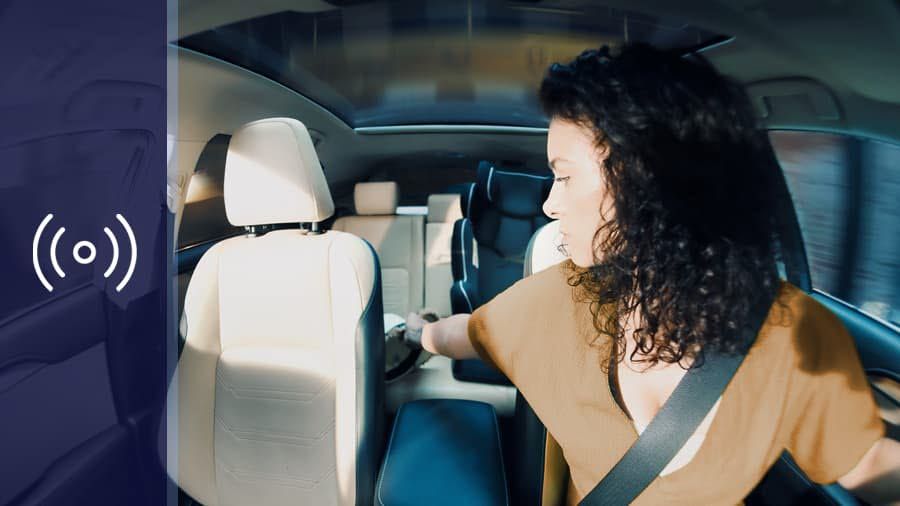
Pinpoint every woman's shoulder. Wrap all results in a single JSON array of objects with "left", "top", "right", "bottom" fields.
[
  {"left": 474, "top": 259, "right": 574, "bottom": 323},
  {"left": 502, "top": 259, "right": 574, "bottom": 303},
  {"left": 761, "top": 280, "right": 860, "bottom": 373}
]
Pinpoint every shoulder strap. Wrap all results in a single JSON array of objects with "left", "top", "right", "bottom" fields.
[{"left": 578, "top": 292, "right": 774, "bottom": 506}]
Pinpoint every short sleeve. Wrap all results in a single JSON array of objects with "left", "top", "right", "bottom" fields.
[
  {"left": 466, "top": 279, "right": 532, "bottom": 382},
  {"left": 781, "top": 298, "right": 885, "bottom": 484}
]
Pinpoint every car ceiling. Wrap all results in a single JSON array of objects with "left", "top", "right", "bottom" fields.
[
  {"left": 173, "top": 0, "right": 900, "bottom": 105},
  {"left": 173, "top": 0, "right": 900, "bottom": 206}
]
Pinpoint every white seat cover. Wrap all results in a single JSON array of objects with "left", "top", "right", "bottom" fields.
[
  {"left": 424, "top": 194, "right": 463, "bottom": 317},
  {"left": 332, "top": 182, "right": 424, "bottom": 317},
  {"left": 524, "top": 219, "right": 568, "bottom": 276},
  {"left": 170, "top": 118, "right": 384, "bottom": 506}
]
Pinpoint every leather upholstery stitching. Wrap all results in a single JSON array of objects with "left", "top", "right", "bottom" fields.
[
  {"left": 214, "top": 414, "right": 334, "bottom": 445},
  {"left": 217, "top": 461, "right": 337, "bottom": 489},
  {"left": 214, "top": 369, "right": 332, "bottom": 401}
]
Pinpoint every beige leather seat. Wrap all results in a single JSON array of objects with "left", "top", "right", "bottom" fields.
[
  {"left": 523, "top": 219, "right": 571, "bottom": 506},
  {"left": 423, "top": 194, "right": 463, "bottom": 317},
  {"left": 170, "top": 118, "right": 385, "bottom": 506},
  {"left": 524, "top": 219, "right": 568, "bottom": 277},
  {"left": 332, "top": 182, "right": 424, "bottom": 317}
]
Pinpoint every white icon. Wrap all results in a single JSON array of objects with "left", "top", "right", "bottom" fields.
[
  {"left": 73, "top": 241, "right": 97, "bottom": 265},
  {"left": 32, "top": 213, "right": 137, "bottom": 293}
]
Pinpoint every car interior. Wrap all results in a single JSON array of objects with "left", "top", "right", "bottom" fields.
[
  {"left": 170, "top": 1, "right": 900, "bottom": 505},
  {"left": 3, "top": 1, "right": 897, "bottom": 505}
]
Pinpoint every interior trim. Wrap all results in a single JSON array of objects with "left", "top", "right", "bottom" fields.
[
  {"left": 870, "top": 376, "right": 900, "bottom": 407},
  {"left": 749, "top": 78, "right": 842, "bottom": 122},
  {"left": 355, "top": 125, "right": 548, "bottom": 135},
  {"left": 355, "top": 238, "right": 386, "bottom": 506},
  {"left": 870, "top": 375, "right": 900, "bottom": 430},
  {"left": 0, "top": 285, "right": 106, "bottom": 372},
  {"left": 812, "top": 289, "right": 900, "bottom": 333}
]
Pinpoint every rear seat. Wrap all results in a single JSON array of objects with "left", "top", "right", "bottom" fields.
[
  {"left": 424, "top": 194, "right": 464, "bottom": 318},
  {"left": 332, "top": 182, "right": 424, "bottom": 316}
]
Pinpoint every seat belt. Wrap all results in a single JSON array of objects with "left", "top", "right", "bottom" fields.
[{"left": 578, "top": 290, "right": 775, "bottom": 506}]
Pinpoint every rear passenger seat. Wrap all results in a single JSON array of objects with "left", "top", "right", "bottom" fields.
[
  {"left": 424, "top": 194, "right": 464, "bottom": 318},
  {"left": 332, "top": 182, "right": 424, "bottom": 317},
  {"left": 383, "top": 190, "right": 516, "bottom": 419}
]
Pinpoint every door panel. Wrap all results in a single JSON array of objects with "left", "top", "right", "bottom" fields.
[{"left": 0, "top": 286, "right": 127, "bottom": 505}]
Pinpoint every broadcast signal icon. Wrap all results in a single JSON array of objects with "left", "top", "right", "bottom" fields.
[{"left": 32, "top": 213, "right": 137, "bottom": 293}]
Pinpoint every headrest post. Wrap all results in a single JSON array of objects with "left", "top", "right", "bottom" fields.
[{"left": 244, "top": 225, "right": 271, "bottom": 237}]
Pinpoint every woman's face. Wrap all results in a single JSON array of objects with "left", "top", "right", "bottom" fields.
[{"left": 542, "top": 118, "right": 614, "bottom": 268}]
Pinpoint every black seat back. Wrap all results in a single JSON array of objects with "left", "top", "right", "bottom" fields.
[{"left": 450, "top": 161, "right": 551, "bottom": 385}]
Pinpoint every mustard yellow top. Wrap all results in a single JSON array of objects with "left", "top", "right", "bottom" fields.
[{"left": 467, "top": 260, "right": 885, "bottom": 505}]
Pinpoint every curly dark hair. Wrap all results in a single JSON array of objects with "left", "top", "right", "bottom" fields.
[{"left": 539, "top": 43, "right": 783, "bottom": 370}]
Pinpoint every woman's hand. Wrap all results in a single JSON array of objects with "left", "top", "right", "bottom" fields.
[
  {"left": 395, "top": 309, "right": 479, "bottom": 360},
  {"left": 402, "top": 311, "right": 428, "bottom": 348},
  {"left": 407, "top": 312, "right": 479, "bottom": 359},
  {"left": 402, "top": 309, "right": 441, "bottom": 349}
]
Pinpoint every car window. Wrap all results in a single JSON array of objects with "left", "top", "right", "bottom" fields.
[
  {"left": 178, "top": 134, "right": 241, "bottom": 249},
  {"left": 770, "top": 130, "right": 900, "bottom": 325}
]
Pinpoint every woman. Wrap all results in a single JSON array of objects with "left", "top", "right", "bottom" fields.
[{"left": 403, "top": 44, "right": 899, "bottom": 505}]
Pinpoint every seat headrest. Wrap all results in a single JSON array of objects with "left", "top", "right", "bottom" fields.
[
  {"left": 427, "top": 194, "right": 463, "bottom": 223},
  {"left": 524, "top": 220, "right": 568, "bottom": 276},
  {"left": 355, "top": 182, "right": 399, "bottom": 215},
  {"left": 476, "top": 161, "right": 551, "bottom": 218},
  {"left": 465, "top": 161, "right": 552, "bottom": 258},
  {"left": 224, "top": 118, "right": 334, "bottom": 226}
]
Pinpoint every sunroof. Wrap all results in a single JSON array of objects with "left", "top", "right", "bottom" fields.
[{"left": 179, "top": 1, "right": 728, "bottom": 128}]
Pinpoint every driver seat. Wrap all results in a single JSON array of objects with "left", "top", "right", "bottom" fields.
[
  {"left": 169, "top": 118, "right": 385, "bottom": 505},
  {"left": 515, "top": 219, "right": 571, "bottom": 506}
]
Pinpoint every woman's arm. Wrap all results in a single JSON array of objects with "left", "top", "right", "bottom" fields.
[
  {"left": 838, "top": 437, "right": 900, "bottom": 505},
  {"left": 419, "top": 313, "right": 480, "bottom": 360}
]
